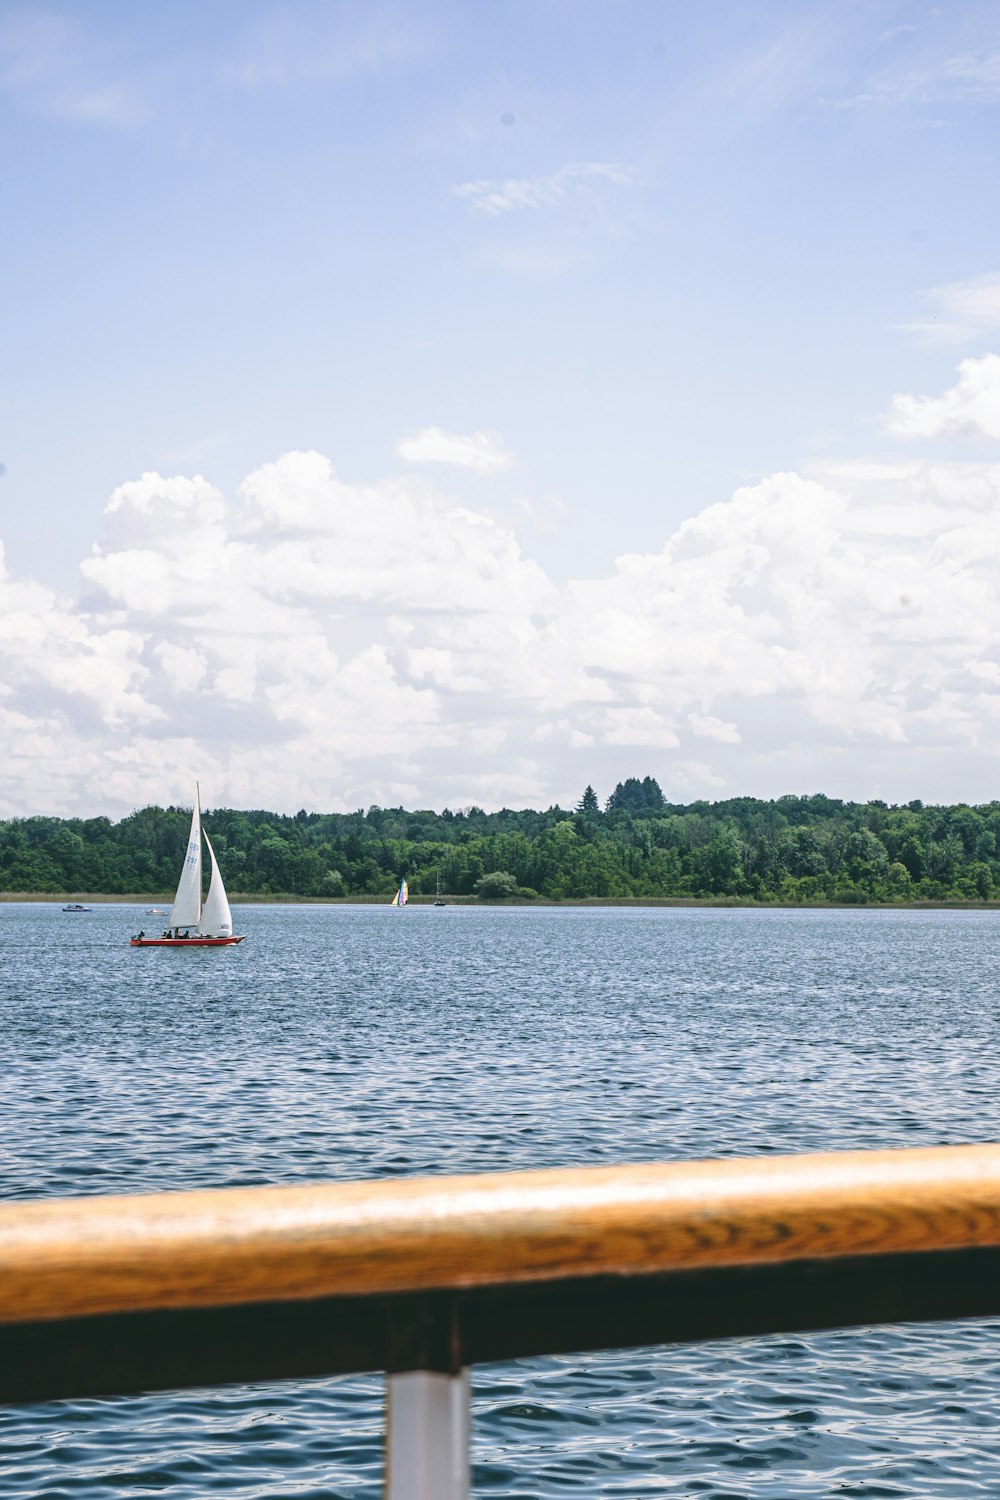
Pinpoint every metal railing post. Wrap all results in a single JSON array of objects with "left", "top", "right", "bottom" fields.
[{"left": 385, "top": 1368, "right": 470, "bottom": 1499}]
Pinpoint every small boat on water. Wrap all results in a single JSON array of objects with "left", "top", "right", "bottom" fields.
[
  {"left": 145, "top": 907, "right": 163, "bottom": 915},
  {"left": 390, "top": 878, "right": 408, "bottom": 907},
  {"left": 131, "top": 786, "right": 245, "bottom": 948},
  {"left": 62, "top": 903, "right": 91, "bottom": 913},
  {"left": 434, "top": 873, "right": 446, "bottom": 907}
]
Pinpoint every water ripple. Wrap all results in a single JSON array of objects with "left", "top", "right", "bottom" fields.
[{"left": 3, "top": 903, "right": 1000, "bottom": 1495}]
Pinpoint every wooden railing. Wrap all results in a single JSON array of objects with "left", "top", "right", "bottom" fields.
[{"left": 4, "top": 1144, "right": 1000, "bottom": 1497}]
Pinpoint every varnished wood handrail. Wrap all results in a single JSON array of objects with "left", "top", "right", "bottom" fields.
[{"left": 3, "top": 1144, "right": 1000, "bottom": 1326}]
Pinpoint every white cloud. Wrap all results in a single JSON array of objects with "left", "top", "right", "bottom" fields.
[
  {"left": 0, "top": 540, "right": 153, "bottom": 732},
  {"left": 397, "top": 427, "right": 513, "bottom": 472},
  {"left": 885, "top": 355, "right": 1000, "bottom": 440},
  {"left": 592, "top": 707, "right": 680, "bottom": 749},
  {"left": 938, "top": 50, "right": 1000, "bottom": 100},
  {"left": 154, "top": 643, "right": 208, "bottom": 692},
  {"left": 10, "top": 438, "right": 1000, "bottom": 815},
  {"left": 899, "top": 274, "right": 1000, "bottom": 347},
  {"left": 0, "top": 13, "right": 147, "bottom": 125},
  {"left": 846, "top": 48, "right": 1000, "bottom": 109},
  {"left": 510, "top": 493, "right": 570, "bottom": 534},
  {"left": 453, "top": 162, "right": 634, "bottom": 218},
  {"left": 670, "top": 760, "right": 727, "bottom": 792},
  {"left": 689, "top": 714, "right": 741, "bottom": 743}
]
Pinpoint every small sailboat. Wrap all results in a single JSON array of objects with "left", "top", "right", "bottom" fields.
[
  {"left": 390, "top": 877, "right": 408, "bottom": 907},
  {"left": 131, "top": 786, "right": 246, "bottom": 948},
  {"left": 434, "top": 872, "right": 446, "bottom": 907}
]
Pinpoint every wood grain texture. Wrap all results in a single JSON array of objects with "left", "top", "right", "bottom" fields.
[{"left": 3, "top": 1144, "right": 1000, "bottom": 1325}]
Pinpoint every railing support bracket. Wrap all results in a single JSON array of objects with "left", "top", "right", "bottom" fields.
[{"left": 386, "top": 1368, "right": 470, "bottom": 1499}]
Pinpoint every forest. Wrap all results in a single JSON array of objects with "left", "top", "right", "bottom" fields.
[{"left": 3, "top": 778, "right": 1000, "bottom": 904}]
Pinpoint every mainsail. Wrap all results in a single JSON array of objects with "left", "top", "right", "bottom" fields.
[
  {"left": 168, "top": 796, "right": 203, "bottom": 930},
  {"left": 390, "top": 878, "right": 408, "bottom": 907},
  {"left": 201, "top": 831, "right": 234, "bottom": 937}
]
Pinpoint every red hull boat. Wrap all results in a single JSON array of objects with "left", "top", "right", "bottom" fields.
[{"left": 131, "top": 935, "right": 246, "bottom": 948}]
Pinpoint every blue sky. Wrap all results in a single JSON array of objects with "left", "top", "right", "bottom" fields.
[{"left": 3, "top": 1, "right": 1000, "bottom": 815}]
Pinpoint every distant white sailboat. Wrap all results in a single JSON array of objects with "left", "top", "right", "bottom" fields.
[{"left": 131, "top": 786, "right": 246, "bottom": 948}]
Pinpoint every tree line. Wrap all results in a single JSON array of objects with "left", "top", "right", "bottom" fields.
[{"left": 4, "top": 777, "right": 1000, "bottom": 903}]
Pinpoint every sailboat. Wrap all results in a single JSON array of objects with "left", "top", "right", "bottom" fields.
[
  {"left": 131, "top": 787, "right": 246, "bottom": 947},
  {"left": 390, "top": 877, "right": 408, "bottom": 907}
]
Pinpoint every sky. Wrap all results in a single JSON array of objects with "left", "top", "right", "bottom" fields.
[{"left": 3, "top": 0, "right": 1000, "bottom": 818}]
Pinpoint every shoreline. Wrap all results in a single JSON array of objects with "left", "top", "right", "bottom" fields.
[{"left": 6, "top": 892, "right": 1000, "bottom": 912}]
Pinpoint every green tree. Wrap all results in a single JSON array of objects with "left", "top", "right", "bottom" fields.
[
  {"left": 474, "top": 871, "right": 518, "bottom": 900},
  {"left": 5, "top": 786, "right": 1000, "bottom": 905},
  {"left": 606, "top": 777, "right": 665, "bottom": 814}
]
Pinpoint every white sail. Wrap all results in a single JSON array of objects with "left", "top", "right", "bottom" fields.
[
  {"left": 168, "top": 795, "right": 203, "bottom": 930},
  {"left": 200, "top": 831, "right": 233, "bottom": 938}
]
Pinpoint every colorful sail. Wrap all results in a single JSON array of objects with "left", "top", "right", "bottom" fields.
[{"left": 390, "top": 878, "right": 408, "bottom": 907}]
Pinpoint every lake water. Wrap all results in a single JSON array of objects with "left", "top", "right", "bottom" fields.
[{"left": 2, "top": 902, "right": 1000, "bottom": 1497}]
